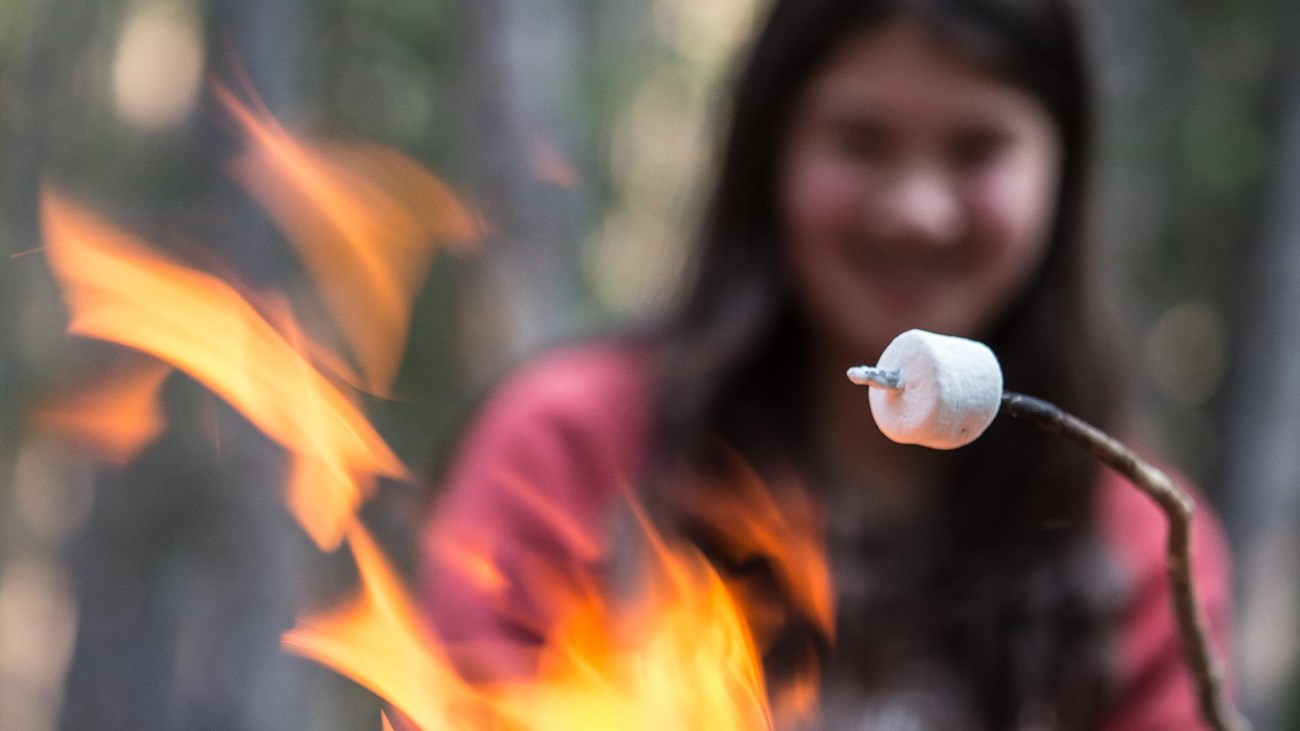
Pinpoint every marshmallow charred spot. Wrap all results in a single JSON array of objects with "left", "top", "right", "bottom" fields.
[{"left": 848, "top": 329, "right": 1003, "bottom": 450}]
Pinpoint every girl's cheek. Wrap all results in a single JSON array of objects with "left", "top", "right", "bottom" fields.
[
  {"left": 963, "top": 165, "right": 1051, "bottom": 257},
  {"left": 786, "top": 152, "right": 869, "bottom": 233}
]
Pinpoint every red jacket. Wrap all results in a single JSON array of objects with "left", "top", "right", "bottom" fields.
[{"left": 419, "top": 344, "right": 1235, "bottom": 729}]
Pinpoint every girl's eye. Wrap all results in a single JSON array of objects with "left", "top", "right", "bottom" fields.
[
  {"left": 948, "top": 129, "right": 1013, "bottom": 170},
  {"left": 832, "top": 122, "right": 890, "bottom": 163}
]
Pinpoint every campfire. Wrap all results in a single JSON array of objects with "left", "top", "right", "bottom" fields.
[{"left": 37, "top": 82, "right": 824, "bottom": 730}]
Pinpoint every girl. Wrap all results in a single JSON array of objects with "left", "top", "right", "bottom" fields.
[{"left": 420, "top": 0, "right": 1234, "bottom": 728}]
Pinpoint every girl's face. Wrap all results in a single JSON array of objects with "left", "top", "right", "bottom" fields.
[{"left": 780, "top": 21, "right": 1063, "bottom": 362}]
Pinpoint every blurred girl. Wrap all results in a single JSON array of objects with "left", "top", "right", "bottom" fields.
[{"left": 420, "top": 0, "right": 1234, "bottom": 728}]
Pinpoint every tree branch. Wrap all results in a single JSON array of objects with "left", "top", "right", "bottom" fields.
[{"left": 1000, "top": 392, "right": 1250, "bottom": 731}]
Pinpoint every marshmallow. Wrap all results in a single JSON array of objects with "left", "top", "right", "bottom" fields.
[{"left": 849, "top": 329, "right": 1003, "bottom": 450}]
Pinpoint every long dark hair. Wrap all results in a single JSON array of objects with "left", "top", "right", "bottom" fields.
[{"left": 640, "top": 0, "right": 1125, "bottom": 726}]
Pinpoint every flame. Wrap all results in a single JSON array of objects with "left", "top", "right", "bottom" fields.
[
  {"left": 285, "top": 473, "right": 828, "bottom": 731},
  {"left": 36, "top": 78, "right": 826, "bottom": 730},
  {"left": 283, "top": 524, "right": 482, "bottom": 730},
  {"left": 37, "top": 190, "right": 827, "bottom": 728},
  {"left": 216, "top": 81, "right": 481, "bottom": 396},
  {"left": 39, "top": 79, "right": 483, "bottom": 546},
  {"left": 430, "top": 533, "right": 509, "bottom": 598},
  {"left": 511, "top": 498, "right": 773, "bottom": 731},
  {"left": 40, "top": 189, "right": 407, "bottom": 548},
  {"left": 526, "top": 132, "right": 581, "bottom": 190},
  {"left": 685, "top": 450, "right": 836, "bottom": 644},
  {"left": 30, "top": 359, "right": 172, "bottom": 465}
]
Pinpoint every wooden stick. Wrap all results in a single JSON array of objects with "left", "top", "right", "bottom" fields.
[{"left": 1000, "top": 392, "right": 1250, "bottom": 731}]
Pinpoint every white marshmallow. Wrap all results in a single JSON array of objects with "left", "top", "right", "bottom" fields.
[{"left": 853, "top": 329, "right": 1003, "bottom": 450}]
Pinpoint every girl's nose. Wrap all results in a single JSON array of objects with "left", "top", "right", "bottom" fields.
[{"left": 872, "top": 169, "right": 964, "bottom": 249}]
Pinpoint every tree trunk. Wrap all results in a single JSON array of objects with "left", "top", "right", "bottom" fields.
[
  {"left": 1215, "top": 10, "right": 1300, "bottom": 728},
  {"left": 451, "top": 0, "right": 590, "bottom": 370}
]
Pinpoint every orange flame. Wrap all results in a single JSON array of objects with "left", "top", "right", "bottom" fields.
[
  {"left": 30, "top": 359, "right": 172, "bottom": 465},
  {"left": 526, "top": 132, "right": 581, "bottom": 190},
  {"left": 36, "top": 78, "right": 825, "bottom": 730},
  {"left": 285, "top": 471, "right": 829, "bottom": 731},
  {"left": 685, "top": 451, "right": 836, "bottom": 644},
  {"left": 524, "top": 497, "right": 773, "bottom": 730},
  {"left": 216, "top": 82, "right": 481, "bottom": 396},
  {"left": 284, "top": 524, "right": 482, "bottom": 730},
  {"left": 40, "top": 189, "right": 407, "bottom": 548}
]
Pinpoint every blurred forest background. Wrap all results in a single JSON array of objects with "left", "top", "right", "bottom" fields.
[{"left": 1, "top": 0, "right": 1298, "bottom": 728}]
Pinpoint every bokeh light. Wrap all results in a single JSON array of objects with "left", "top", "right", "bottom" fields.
[{"left": 111, "top": 1, "right": 205, "bottom": 131}]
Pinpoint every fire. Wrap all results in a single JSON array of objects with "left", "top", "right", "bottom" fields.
[
  {"left": 499, "top": 489, "right": 781, "bottom": 731},
  {"left": 283, "top": 524, "right": 481, "bottom": 730},
  {"left": 284, "top": 489, "right": 807, "bottom": 731},
  {"left": 30, "top": 359, "right": 172, "bottom": 465},
  {"left": 526, "top": 132, "right": 581, "bottom": 190},
  {"left": 39, "top": 77, "right": 482, "bottom": 548},
  {"left": 685, "top": 451, "right": 836, "bottom": 646},
  {"left": 215, "top": 81, "right": 480, "bottom": 396},
  {"left": 40, "top": 189, "right": 405, "bottom": 549},
  {"left": 37, "top": 82, "right": 827, "bottom": 730}
]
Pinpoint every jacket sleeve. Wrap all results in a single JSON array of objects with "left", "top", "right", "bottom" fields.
[
  {"left": 1094, "top": 470, "right": 1236, "bottom": 731},
  {"left": 416, "top": 347, "right": 651, "bottom": 682}
]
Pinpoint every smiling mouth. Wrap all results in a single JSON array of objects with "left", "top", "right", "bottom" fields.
[{"left": 861, "top": 257, "right": 958, "bottom": 288}]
